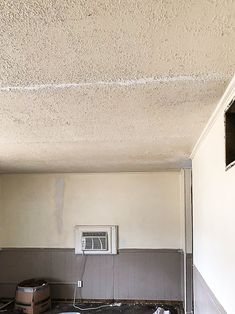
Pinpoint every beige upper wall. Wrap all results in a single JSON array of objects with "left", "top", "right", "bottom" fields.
[{"left": 0, "top": 172, "right": 182, "bottom": 249}]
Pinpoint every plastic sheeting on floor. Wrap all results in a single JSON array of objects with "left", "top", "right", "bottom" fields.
[{"left": 153, "top": 307, "right": 170, "bottom": 314}]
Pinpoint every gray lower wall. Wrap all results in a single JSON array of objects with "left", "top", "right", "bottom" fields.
[
  {"left": 193, "top": 266, "right": 226, "bottom": 314},
  {"left": 0, "top": 248, "right": 183, "bottom": 301},
  {"left": 185, "top": 253, "right": 193, "bottom": 313}
]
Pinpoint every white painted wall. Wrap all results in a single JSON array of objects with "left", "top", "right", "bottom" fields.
[
  {"left": 192, "top": 79, "right": 235, "bottom": 313},
  {"left": 0, "top": 172, "right": 182, "bottom": 249}
]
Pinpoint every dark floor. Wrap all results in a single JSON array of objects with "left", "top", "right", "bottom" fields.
[
  {"left": 51, "top": 302, "right": 181, "bottom": 314},
  {"left": 1, "top": 301, "right": 183, "bottom": 314}
]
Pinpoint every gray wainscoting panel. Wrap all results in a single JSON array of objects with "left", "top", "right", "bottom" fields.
[
  {"left": 0, "top": 248, "right": 183, "bottom": 301},
  {"left": 186, "top": 253, "right": 193, "bottom": 313},
  {"left": 82, "top": 255, "right": 114, "bottom": 299},
  {"left": 193, "top": 266, "right": 226, "bottom": 314},
  {"left": 114, "top": 249, "right": 183, "bottom": 300}
]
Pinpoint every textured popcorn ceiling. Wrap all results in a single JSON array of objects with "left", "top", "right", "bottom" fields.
[{"left": 0, "top": 0, "right": 234, "bottom": 172}]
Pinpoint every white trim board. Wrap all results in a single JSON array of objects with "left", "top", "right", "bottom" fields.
[{"left": 191, "top": 74, "right": 235, "bottom": 159}]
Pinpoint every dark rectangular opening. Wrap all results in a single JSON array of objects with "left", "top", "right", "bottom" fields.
[{"left": 225, "top": 99, "right": 235, "bottom": 169}]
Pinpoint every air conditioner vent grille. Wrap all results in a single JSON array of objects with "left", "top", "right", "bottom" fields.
[
  {"left": 82, "top": 232, "right": 107, "bottom": 237},
  {"left": 82, "top": 232, "right": 108, "bottom": 251}
]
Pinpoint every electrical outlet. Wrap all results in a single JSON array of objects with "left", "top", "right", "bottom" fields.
[{"left": 77, "top": 280, "right": 83, "bottom": 288}]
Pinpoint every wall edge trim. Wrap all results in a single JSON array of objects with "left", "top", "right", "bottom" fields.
[
  {"left": 191, "top": 74, "right": 235, "bottom": 159},
  {"left": 0, "top": 247, "right": 183, "bottom": 253},
  {"left": 0, "top": 169, "right": 182, "bottom": 175}
]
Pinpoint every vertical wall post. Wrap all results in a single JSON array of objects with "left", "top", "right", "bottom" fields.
[{"left": 181, "top": 169, "right": 193, "bottom": 313}]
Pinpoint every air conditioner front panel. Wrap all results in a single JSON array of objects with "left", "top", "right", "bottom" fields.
[{"left": 75, "top": 225, "right": 117, "bottom": 255}]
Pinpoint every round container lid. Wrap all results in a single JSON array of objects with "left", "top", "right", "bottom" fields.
[{"left": 17, "top": 279, "right": 48, "bottom": 289}]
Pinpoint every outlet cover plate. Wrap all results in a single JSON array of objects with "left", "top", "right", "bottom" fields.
[{"left": 77, "top": 280, "right": 83, "bottom": 288}]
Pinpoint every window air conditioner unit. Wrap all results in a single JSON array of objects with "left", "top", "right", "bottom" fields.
[{"left": 75, "top": 225, "right": 118, "bottom": 255}]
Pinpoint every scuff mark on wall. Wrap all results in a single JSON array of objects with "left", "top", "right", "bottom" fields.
[
  {"left": 54, "top": 177, "right": 65, "bottom": 235},
  {"left": 0, "top": 74, "right": 230, "bottom": 92}
]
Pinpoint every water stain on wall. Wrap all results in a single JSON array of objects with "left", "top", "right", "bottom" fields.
[{"left": 54, "top": 177, "right": 65, "bottom": 234}]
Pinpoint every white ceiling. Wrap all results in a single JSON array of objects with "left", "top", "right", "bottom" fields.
[{"left": 0, "top": 0, "right": 234, "bottom": 173}]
